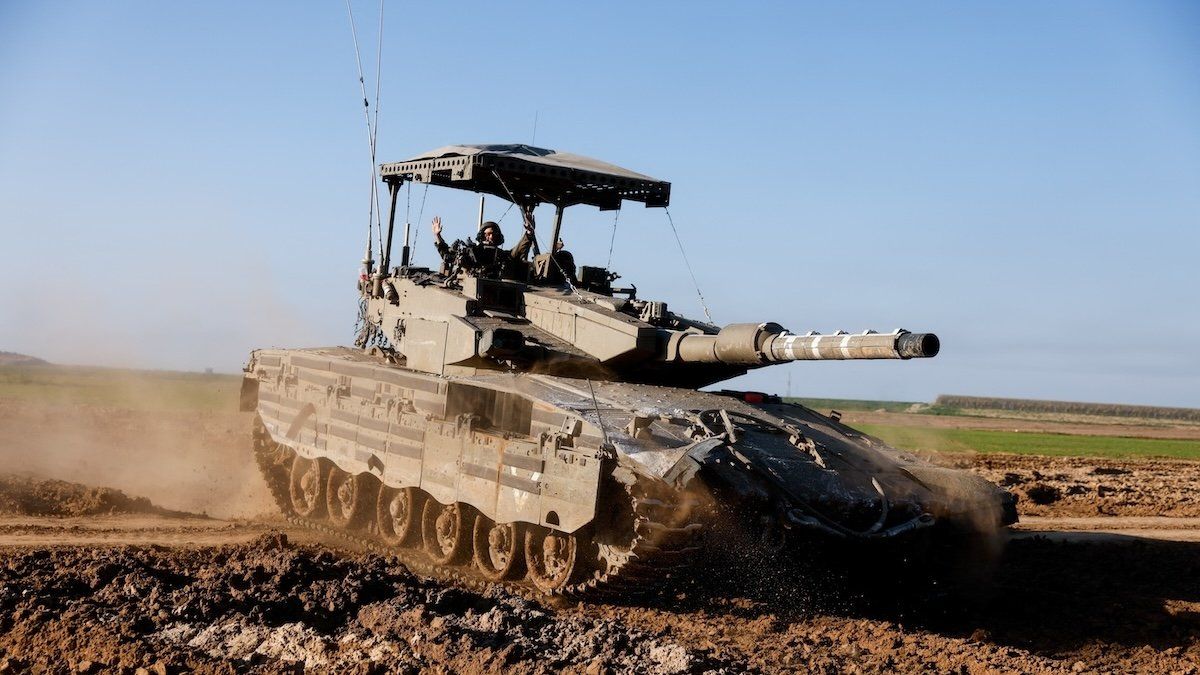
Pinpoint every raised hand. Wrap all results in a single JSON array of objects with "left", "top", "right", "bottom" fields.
[
  {"left": 431, "top": 216, "right": 442, "bottom": 238},
  {"left": 522, "top": 205, "right": 536, "bottom": 233}
]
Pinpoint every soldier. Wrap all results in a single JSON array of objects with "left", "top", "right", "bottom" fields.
[
  {"left": 432, "top": 216, "right": 534, "bottom": 277},
  {"left": 550, "top": 238, "right": 578, "bottom": 286}
]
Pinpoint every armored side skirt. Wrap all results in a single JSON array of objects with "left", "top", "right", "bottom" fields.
[{"left": 245, "top": 347, "right": 602, "bottom": 533}]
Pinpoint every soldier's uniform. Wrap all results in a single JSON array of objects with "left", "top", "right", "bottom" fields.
[{"left": 435, "top": 222, "right": 533, "bottom": 279}]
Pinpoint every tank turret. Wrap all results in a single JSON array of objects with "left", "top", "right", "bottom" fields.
[{"left": 356, "top": 145, "right": 942, "bottom": 389}]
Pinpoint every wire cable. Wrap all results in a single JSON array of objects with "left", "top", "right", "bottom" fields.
[
  {"left": 495, "top": 201, "right": 515, "bottom": 225},
  {"left": 664, "top": 208, "right": 714, "bottom": 324},
  {"left": 605, "top": 207, "right": 621, "bottom": 270},
  {"left": 486, "top": 170, "right": 584, "bottom": 297},
  {"left": 587, "top": 379, "right": 612, "bottom": 448}
]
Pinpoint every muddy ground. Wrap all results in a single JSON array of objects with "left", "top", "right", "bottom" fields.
[{"left": 1, "top": 399, "right": 1199, "bottom": 673}]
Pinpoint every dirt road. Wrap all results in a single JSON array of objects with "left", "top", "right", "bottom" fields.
[{"left": 2, "top": 399, "right": 1199, "bottom": 673}]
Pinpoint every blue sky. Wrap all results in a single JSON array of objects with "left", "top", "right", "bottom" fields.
[{"left": 1, "top": 2, "right": 1198, "bottom": 406}]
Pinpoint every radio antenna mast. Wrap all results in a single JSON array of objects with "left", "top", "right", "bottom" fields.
[{"left": 344, "top": 0, "right": 387, "bottom": 269}]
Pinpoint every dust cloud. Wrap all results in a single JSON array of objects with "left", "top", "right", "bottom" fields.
[{"left": 0, "top": 390, "right": 273, "bottom": 520}]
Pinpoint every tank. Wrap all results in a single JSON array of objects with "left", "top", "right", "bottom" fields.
[{"left": 242, "top": 144, "right": 1017, "bottom": 596}]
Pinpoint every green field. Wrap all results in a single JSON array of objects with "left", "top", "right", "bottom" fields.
[
  {"left": 0, "top": 366, "right": 240, "bottom": 412},
  {"left": 786, "top": 397, "right": 922, "bottom": 414},
  {"left": 856, "top": 423, "right": 1200, "bottom": 460}
]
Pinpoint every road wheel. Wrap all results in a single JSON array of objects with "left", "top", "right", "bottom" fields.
[
  {"left": 376, "top": 486, "right": 422, "bottom": 547},
  {"left": 421, "top": 500, "right": 469, "bottom": 565},
  {"left": 289, "top": 457, "right": 327, "bottom": 519},
  {"left": 472, "top": 516, "right": 525, "bottom": 581},
  {"left": 525, "top": 526, "right": 588, "bottom": 593},
  {"left": 325, "top": 468, "right": 374, "bottom": 529}
]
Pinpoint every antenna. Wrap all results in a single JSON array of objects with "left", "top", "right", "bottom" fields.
[
  {"left": 344, "top": 0, "right": 387, "bottom": 273},
  {"left": 532, "top": 110, "right": 539, "bottom": 144}
]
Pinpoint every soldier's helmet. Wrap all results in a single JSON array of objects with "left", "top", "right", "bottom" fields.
[{"left": 478, "top": 221, "right": 504, "bottom": 246}]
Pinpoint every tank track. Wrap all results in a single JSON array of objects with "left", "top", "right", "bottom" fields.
[{"left": 252, "top": 416, "right": 703, "bottom": 600}]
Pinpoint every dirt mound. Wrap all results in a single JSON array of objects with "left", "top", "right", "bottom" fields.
[
  {"left": 958, "top": 454, "right": 1200, "bottom": 517},
  {"left": 0, "top": 475, "right": 171, "bottom": 517},
  {"left": 0, "top": 352, "right": 48, "bottom": 366},
  {"left": 0, "top": 533, "right": 734, "bottom": 673}
]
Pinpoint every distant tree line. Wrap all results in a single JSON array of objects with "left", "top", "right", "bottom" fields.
[{"left": 935, "top": 395, "right": 1200, "bottom": 422}]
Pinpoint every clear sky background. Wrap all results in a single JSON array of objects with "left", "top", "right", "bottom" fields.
[{"left": 2, "top": 2, "right": 1198, "bottom": 407}]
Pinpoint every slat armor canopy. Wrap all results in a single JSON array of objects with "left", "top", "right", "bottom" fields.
[{"left": 379, "top": 144, "right": 671, "bottom": 210}]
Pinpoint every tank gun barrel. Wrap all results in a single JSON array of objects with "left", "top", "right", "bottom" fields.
[
  {"left": 669, "top": 323, "right": 939, "bottom": 366},
  {"left": 765, "top": 329, "right": 939, "bottom": 361}
]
